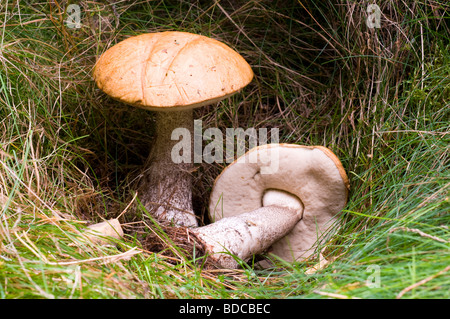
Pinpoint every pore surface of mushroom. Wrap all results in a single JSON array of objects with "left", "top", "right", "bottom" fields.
[
  {"left": 205, "top": 143, "right": 350, "bottom": 266},
  {"left": 93, "top": 31, "right": 253, "bottom": 227}
]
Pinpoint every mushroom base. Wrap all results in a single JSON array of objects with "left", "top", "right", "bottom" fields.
[{"left": 141, "top": 224, "right": 219, "bottom": 268}]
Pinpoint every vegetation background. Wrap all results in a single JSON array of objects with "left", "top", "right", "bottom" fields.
[{"left": 0, "top": 0, "right": 448, "bottom": 299}]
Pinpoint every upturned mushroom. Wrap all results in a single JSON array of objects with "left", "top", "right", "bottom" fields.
[
  {"left": 187, "top": 143, "right": 349, "bottom": 268},
  {"left": 93, "top": 31, "right": 253, "bottom": 227}
]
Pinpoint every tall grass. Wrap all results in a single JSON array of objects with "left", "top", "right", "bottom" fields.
[{"left": 0, "top": 0, "right": 448, "bottom": 299}]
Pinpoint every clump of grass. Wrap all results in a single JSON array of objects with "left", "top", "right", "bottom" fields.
[{"left": 0, "top": 0, "right": 448, "bottom": 299}]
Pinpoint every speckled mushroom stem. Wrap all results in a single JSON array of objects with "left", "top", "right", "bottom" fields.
[
  {"left": 191, "top": 206, "right": 301, "bottom": 269},
  {"left": 190, "top": 190, "right": 304, "bottom": 268},
  {"left": 138, "top": 109, "right": 198, "bottom": 227}
]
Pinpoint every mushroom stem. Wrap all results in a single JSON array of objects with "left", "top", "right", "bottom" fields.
[
  {"left": 191, "top": 190, "right": 303, "bottom": 268},
  {"left": 138, "top": 109, "right": 198, "bottom": 227}
]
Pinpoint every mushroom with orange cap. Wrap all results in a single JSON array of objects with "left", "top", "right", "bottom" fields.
[
  {"left": 188, "top": 143, "right": 349, "bottom": 268},
  {"left": 93, "top": 31, "right": 253, "bottom": 227}
]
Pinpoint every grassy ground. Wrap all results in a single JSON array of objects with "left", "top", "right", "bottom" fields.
[{"left": 0, "top": 0, "right": 448, "bottom": 299}]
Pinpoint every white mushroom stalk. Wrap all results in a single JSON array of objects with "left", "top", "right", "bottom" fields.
[
  {"left": 190, "top": 190, "right": 304, "bottom": 268},
  {"left": 93, "top": 31, "right": 253, "bottom": 228},
  {"left": 138, "top": 110, "right": 197, "bottom": 227}
]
